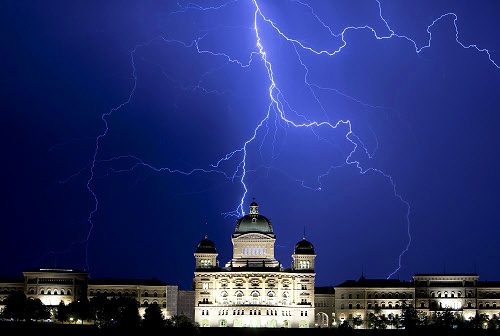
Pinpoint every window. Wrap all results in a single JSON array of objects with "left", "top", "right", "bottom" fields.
[
  {"left": 341, "top": 304, "right": 344, "bottom": 309},
  {"left": 301, "top": 285, "right": 307, "bottom": 290},
  {"left": 61, "top": 289, "right": 65, "bottom": 295},
  {"left": 144, "top": 291, "right": 149, "bottom": 297},
  {"left": 251, "top": 291, "right": 260, "bottom": 304},
  {"left": 299, "top": 260, "right": 310, "bottom": 269},
  {"left": 348, "top": 303, "right": 352, "bottom": 309},
  {"left": 67, "top": 289, "right": 71, "bottom": 295},
  {"left": 154, "top": 291, "right": 158, "bottom": 297},
  {"left": 40, "top": 289, "right": 44, "bottom": 295},
  {"left": 368, "top": 303, "right": 372, "bottom": 309},
  {"left": 202, "top": 283, "right": 209, "bottom": 290},
  {"left": 356, "top": 303, "right": 360, "bottom": 309},
  {"left": 420, "top": 302, "right": 425, "bottom": 308},
  {"left": 368, "top": 294, "right": 372, "bottom": 299},
  {"left": 348, "top": 294, "right": 352, "bottom": 299},
  {"left": 47, "top": 290, "right": 51, "bottom": 295},
  {"left": 236, "top": 291, "right": 244, "bottom": 305},
  {"left": 356, "top": 294, "right": 360, "bottom": 299}
]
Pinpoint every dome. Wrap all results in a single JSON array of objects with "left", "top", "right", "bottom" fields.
[
  {"left": 234, "top": 201, "right": 274, "bottom": 234},
  {"left": 196, "top": 237, "right": 216, "bottom": 254},
  {"left": 234, "top": 214, "right": 274, "bottom": 234},
  {"left": 294, "top": 238, "right": 315, "bottom": 255}
]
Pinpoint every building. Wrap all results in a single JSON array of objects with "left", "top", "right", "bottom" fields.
[
  {"left": 2, "top": 202, "right": 500, "bottom": 328},
  {"left": 0, "top": 268, "right": 191, "bottom": 320},
  {"left": 193, "top": 201, "right": 316, "bottom": 328},
  {"left": 312, "top": 274, "right": 500, "bottom": 328}
]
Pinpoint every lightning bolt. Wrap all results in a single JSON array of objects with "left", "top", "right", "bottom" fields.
[{"left": 74, "top": 0, "right": 498, "bottom": 278}]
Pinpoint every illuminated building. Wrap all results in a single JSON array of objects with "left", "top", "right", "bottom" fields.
[
  {"left": 193, "top": 201, "right": 316, "bottom": 328},
  {"left": 0, "top": 269, "right": 192, "bottom": 321},
  {"left": 313, "top": 274, "right": 500, "bottom": 328}
]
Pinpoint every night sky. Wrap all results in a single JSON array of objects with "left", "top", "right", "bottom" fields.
[{"left": 2, "top": 1, "right": 499, "bottom": 289}]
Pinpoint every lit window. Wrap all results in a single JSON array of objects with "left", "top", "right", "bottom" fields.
[{"left": 202, "top": 283, "right": 209, "bottom": 290}]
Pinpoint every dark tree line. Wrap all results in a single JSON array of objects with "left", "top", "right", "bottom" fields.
[
  {"left": 1, "top": 292, "right": 197, "bottom": 332},
  {"left": 341, "top": 302, "right": 500, "bottom": 330},
  {"left": 1, "top": 292, "right": 50, "bottom": 321}
]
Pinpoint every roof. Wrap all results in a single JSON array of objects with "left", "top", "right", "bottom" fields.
[
  {"left": 294, "top": 239, "right": 315, "bottom": 255},
  {"left": 336, "top": 278, "right": 413, "bottom": 288},
  {"left": 88, "top": 278, "right": 167, "bottom": 286},
  {"left": 195, "top": 237, "right": 217, "bottom": 254},
  {"left": 414, "top": 273, "right": 478, "bottom": 277},
  {"left": 234, "top": 214, "right": 274, "bottom": 234},
  {"left": 23, "top": 268, "right": 87, "bottom": 274},
  {"left": 0, "top": 277, "right": 23, "bottom": 284},
  {"left": 477, "top": 281, "right": 500, "bottom": 288},
  {"left": 315, "top": 286, "right": 335, "bottom": 294}
]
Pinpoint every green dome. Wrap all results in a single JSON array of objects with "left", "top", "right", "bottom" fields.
[{"left": 235, "top": 214, "right": 273, "bottom": 233}]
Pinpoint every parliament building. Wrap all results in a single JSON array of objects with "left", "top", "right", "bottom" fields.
[{"left": 1, "top": 201, "right": 500, "bottom": 328}]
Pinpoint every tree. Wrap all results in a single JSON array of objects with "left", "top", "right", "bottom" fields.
[
  {"left": 434, "top": 309, "right": 458, "bottom": 329},
  {"left": 352, "top": 315, "right": 363, "bottom": 329},
  {"left": 56, "top": 301, "right": 69, "bottom": 323},
  {"left": 166, "top": 314, "right": 198, "bottom": 334},
  {"left": 1, "top": 291, "right": 27, "bottom": 321},
  {"left": 67, "top": 298, "right": 91, "bottom": 323},
  {"left": 90, "top": 293, "right": 113, "bottom": 326},
  {"left": 468, "top": 312, "right": 489, "bottom": 329},
  {"left": 25, "top": 298, "right": 50, "bottom": 321},
  {"left": 143, "top": 302, "right": 165, "bottom": 329},
  {"left": 488, "top": 315, "right": 499, "bottom": 330},
  {"left": 401, "top": 302, "right": 418, "bottom": 330},
  {"left": 338, "top": 320, "right": 352, "bottom": 330},
  {"left": 366, "top": 307, "right": 387, "bottom": 329},
  {"left": 115, "top": 297, "right": 140, "bottom": 329}
]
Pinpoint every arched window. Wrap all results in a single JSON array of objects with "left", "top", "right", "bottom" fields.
[
  {"left": 54, "top": 290, "right": 58, "bottom": 295},
  {"left": 29, "top": 288, "right": 35, "bottom": 295},
  {"left": 388, "top": 302, "right": 393, "bottom": 309},
  {"left": 40, "top": 289, "right": 45, "bottom": 295},
  {"left": 235, "top": 291, "right": 244, "bottom": 305},
  {"left": 438, "top": 292, "right": 441, "bottom": 298},
  {"left": 144, "top": 291, "right": 149, "bottom": 297},
  {"left": 153, "top": 291, "right": 158, "bottom": 297},
  {"left": 283, "top": 292, "right": 289, "bottom": 305},
  {"left": 61, "top": 289, "right": 65, "bottom": 295},
  {"left": 268, "top": 291, "right": 275, "bottom": 304},
  {"left": 451, "top": 292, "right": 455, "bottom": 298},
  {"left": 348, "top": 303, "right": 352, "bottom": 309},
  {"left": 251, "top": 291, "right": 260, "bottom": 305},
  {"left": 356, "top": 303, "right": 361, "bottom": 309},
  {"left": 444, "top": 292, "right": 448, "bottom": 298},
  {"left": 420, "top": 302, "right": 425, "bottom": 308},
  {"left": 143, "top": 300, "right": 149, "bottom": 307},
  {"left": 67, "top": 289, "right": 71, "bottom": 295},
  {"left": 47, "top": 289, "right": 51, "bottom": 295}
]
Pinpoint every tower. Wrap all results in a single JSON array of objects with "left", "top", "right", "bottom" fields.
[
  {"left": 292, "top": 238, "right": 316, "bottom": 271},
  {"left": 194, "top": 236, "right": 218, "bottom": 269}
]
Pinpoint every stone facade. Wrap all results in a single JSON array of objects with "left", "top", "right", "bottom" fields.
[{"left": 193, "top": 201, "right": 316, "bottom": 328}]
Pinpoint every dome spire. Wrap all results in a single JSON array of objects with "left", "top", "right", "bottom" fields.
[{"left": 249, "top": 198, "right": 259, "bottom": 215}]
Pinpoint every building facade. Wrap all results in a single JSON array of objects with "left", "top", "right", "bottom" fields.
[
  {"left": 193, "top": 201, "right": 316, "bottom": 328},
  {"left": 1, "top": 203, "right": 500, "bottom": 329},
  {"left": 313, "top": 274, "right": 500, "bottom": 328},
  {"left": 0, "top": 269, "right": 193, "bottom": 321}
]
